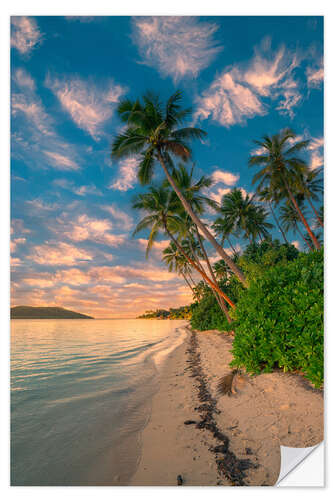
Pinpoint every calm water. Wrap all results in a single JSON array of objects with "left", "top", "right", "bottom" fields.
[{"left": 11, "top": 319, "right": 187, "bottom": 486}]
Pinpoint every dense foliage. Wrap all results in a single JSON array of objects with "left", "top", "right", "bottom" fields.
[{"left": 230, "top": 250, "right": 323, "bottom": 387}]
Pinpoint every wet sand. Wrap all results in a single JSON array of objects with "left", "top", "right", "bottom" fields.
[{"left": 131, "top": 327, "right": 323, "bottom": 486}]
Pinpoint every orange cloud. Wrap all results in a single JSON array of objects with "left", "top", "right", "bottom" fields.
[{"left": 28, "top": 242, "right": 93, "bottom": 266}]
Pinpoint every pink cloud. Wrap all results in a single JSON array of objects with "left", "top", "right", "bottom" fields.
[
  {"left": 211, "top": 169, "right": 239, "bottom": 186},
  {"left": 11, "top": 17, "right": 43, "bottom": 55},
  {"left": 195, "top": 37, "right": 303, "bottom": 125},
  {"left": 132, "top": 17, "right": 222, "bottom": 82},
  {"left": 45, "top": 74, "right": 125, "bottom": 139},
  {"left": 28, "top": 242, "right": 93, "bottom": 266},
  {"left": 44, "top": 151, "right": 79, "bottom": 171},
  {"left": 109, "top": 157, "right": 138, "bottom": 192},
  {"left": 60, "top": 214, "right": 125, "bottom": 247}
]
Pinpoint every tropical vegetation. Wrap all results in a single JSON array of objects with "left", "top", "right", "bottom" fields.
[{"left": 111, "top": 90, "right": 324, "bottom": 388}]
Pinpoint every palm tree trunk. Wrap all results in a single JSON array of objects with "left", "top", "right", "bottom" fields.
[
  {"left": 181, "top": 271, "right": 195, "bottom": 294},
  {"left": 195, "top": 226, "right": 232, "bottom": 324},
  {"left": 283, "top": 178, "right": 321, "bottom": 249},
  {"left": 269, "top": 201, "right": 289, "bottom": 244},
  {"left": 307, "top": 196, "right": 324, "bottom": 228},
  {"left": 163, "top": 221, "right": 235, "bottom": 308},
  {"left": 226, "top": 236, "right": 237, "bottom": 256},
  {"left": 157, "top": 151, "right": 248, "bottom": 287}
]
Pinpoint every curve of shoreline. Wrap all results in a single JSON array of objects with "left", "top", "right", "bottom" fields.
[{"left": 131, "top": 327, "right": 323, "bottom": 486}]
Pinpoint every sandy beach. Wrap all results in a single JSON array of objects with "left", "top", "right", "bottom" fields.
[{"left": 131, "top": 326, "right": 323, "bottom": 486}]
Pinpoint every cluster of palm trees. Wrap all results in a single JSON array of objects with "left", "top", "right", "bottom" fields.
[{"left": 111, "top": 91, "right": 323, "bottom": 325}]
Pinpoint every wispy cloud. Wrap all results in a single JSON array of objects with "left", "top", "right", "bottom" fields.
[
  {"left": 11, "top": 70, "right": 81, "bottom": 171},
  {"left": 45, "top": 74, "right": 125, "bottom": 139},
  {"left": 109, "top": 157, "right": 138, "bottom": 191},
  {"left": 102, "top": 203, "right": 134, "bottom": 231},
  {"left": 306, "top": 61, "right": 324, "bottom": 88},
  {"left": 11, "top": 16, "right": 43, "bottom": 55},
  {"left": 195, "top": 37, "right": 303, "bottom": 126},
  {"left": 308, "top": 136, "right": 324, "bottom": 170},
  {"left": 132, "top": 16, "right": 222, "bottom": 82},
  {"left": 44, "top": 151, "right": 79, "bottom": 171},
  {"left": 28, "top": 242, "right": 93, "bottom": 266}
]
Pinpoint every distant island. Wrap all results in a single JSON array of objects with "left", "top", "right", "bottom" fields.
[
  {"left": 11, "top": 306, "right": 94, "bottom": 319},
  {"left": 137, "top": 305, "right": 192, "bottom": 320}
]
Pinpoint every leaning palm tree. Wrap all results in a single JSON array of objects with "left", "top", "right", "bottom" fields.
[
  {"left": 280, "top": 201, "right": 312, "bottom": 251},
  {"left": 217, "top": 188, "right": 272, "bottom": 244},
  {"left": 296, "top": 168, "right": 323, "bottom": 228},
  {"left": 256, "top": 187, "right": 289, "bottom": 245},
  {"left": 212, "top": 216, "right": 238, "bottom": 256},
  {"left": 249, "top": 129, "right": 320, "bottom": 249},
  {"left": 162, "top": 242, "right": 196, "bottom": 295},
  {"left": 111, "top": 90, "right": 247, "bottom": 286},
  {"left": 132, "top": 184, "right": 235, "bottom": 308}
]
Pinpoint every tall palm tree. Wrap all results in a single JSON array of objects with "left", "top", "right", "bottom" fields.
[
  {"left": 164, "top": 166, "right": 233, "bottom": 323},
  {"left": 216, "top": 188, "right": 273, "bottom": 244},
  {"left": 256, "top": 187, "right": 289, "bottom": 245},
  {"left": 280, "top": 201, "right": 312, "bottom": 251},
  {"left": 296, "top": 168, "right": 323, "bottom": 228},
  {"left": 132, "top": 185, "right": 235, "bottom": 308},
  {"left": 111, "top": 90, "right": 247, "bottom": 286},
  {"left": 162, "top": 242, "right": 196, "bottom": 295},
  {"left": 249, "top": 129, "right": 321, "bottom": 249},
  {"left": 212, "top": 216, "right": 238, "bottom": 256}
]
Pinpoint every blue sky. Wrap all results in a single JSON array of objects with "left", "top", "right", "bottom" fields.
[{"left": 10, "top": 16, "right": 323, "bottom": 317}]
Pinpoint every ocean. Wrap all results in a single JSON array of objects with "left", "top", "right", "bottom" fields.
[{"left": 10, "top": 318, "right": 187, "bottom": 486}]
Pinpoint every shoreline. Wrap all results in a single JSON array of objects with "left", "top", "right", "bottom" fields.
[{"left": 131, "top": 327, "right": 323, "bottom": 486}]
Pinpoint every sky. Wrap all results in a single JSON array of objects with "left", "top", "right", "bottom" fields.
[{"left": 10, "top": 16, "right": 324, "bottom": 318}]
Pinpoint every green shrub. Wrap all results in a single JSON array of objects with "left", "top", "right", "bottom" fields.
[
  {"left": 231, "top": 250, "right": 323, "bottom": 387},
  {"left": 190, "top": 293, "right": 232, "bottom": 332}
]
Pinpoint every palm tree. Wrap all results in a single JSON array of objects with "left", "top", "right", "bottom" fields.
[
  {"left": 217, "top": 188, "right": 272, "bottom": 244},
  {"left": 132, "top": 184, "right": 235, "bottom": 308},
  {"left": 165, "top": 166, "right": 233, "bottom": 322},
  {"left": 280, "top": 201, "right": 312, "bottom": 251},
  {"left": 162, "top": 242, "right": 196, "bottom": 295},
  {"left": 296, "top": 168, "right": 323, "bottom": 228},
  {"left": 212, "top": 216, "right": 238, "bottom": 256},
  {"left": 111, "top": 90, "right": 247, "bottom": 286},
  {"left": 256, "top": 187, "right": 289, "bottom": 245},
  {"left": 249, "top": 129, "right": 321, "bottom": 249}
]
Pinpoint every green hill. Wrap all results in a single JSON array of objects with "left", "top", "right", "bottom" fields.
[{"left": 11, "top": 306, "right": 94, "bottom": 319}]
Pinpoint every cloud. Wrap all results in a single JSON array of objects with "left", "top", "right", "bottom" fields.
[
  {"left": 11, "top": 16, "right": 43, "bottom": 55},
  {"left": 43, "top": 151, "right": 79, "bottom": 171},
  {"left": 308, "top": 136, "right": 324, "bottom": 170},
  {"left": 195, "top": 71, "right": 265, "bottom": 127},
  {"left": 306, "top": 63, "right": 324, "bottom": 88},
  {"left": 109, "top": 157, "right": 138, "bottom": 191},
  {"left": 11, "top": 70, "right": 81, "bottom": 171},
  {"left": 13, "top": 68, "right": 35, "bottom": 90},
  {"left": 292, "top": 240, "right": 300, "bottom": 250},
  {"left": 11, "top": 238, "right": 26, "bottom": 253},
  {"left": 26, "top": 199, "right": 60, "bottom": 212},
  {"left": 209, "top": 187, "right": 232, "bottom": 204},
  {"left": 28, "top": 242, "right": 93, "bottom": 266},
  {"left": 211, "top": 169, "right": 239, "bottom": 186},
  {"left": 45, "top": 74, "right": 125, "bottom": 139},
  {"left": 102, "top": 203, "right": 134, "bottom": 231},
  {"left": 52, "top": 179, "right": 101, "bottom": 196},
  {"left": 195, "top": 37, "right": 303, "bottom": 126},
  {"left": 132, "top": 16, "right": 222, "bottom": 82},
  {"left": 310, "top": 151, "right": 324, "bottom": 171},
  {"left": 58, "top": 214, "right": 125, "bottom": 247}
]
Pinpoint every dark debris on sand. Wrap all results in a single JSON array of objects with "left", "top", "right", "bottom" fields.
[{"left": 185, "top": 328, "right": 258, "bottom": 486}]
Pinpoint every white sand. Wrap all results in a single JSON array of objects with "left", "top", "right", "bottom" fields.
[{"left": 131, "top": 327, "right": 323, "bottom": 486}]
